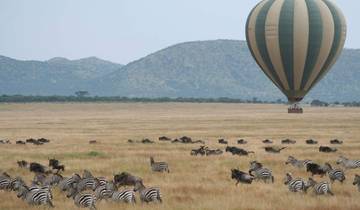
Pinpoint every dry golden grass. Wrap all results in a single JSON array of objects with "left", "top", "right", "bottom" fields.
[{"left": 0, "top": 103, "right": 359, "bottom": 210}]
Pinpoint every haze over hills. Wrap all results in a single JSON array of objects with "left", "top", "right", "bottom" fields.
[{"left": 0, "top": 40, "right": 359, "bottom": 102}]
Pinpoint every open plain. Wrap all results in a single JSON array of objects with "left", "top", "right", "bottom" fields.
[{"left": 0, "top": 103, "right": 359, "bottom": 210}]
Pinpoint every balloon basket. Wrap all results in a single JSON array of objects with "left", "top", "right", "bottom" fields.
[{"left": 288, "top": 104, "right": 303, "bottom": 114}]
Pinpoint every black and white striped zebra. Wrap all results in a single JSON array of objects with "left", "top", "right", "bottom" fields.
[
  {"left": 323, "top": 163, "right": 346, "bottom": 183},
  {"left": 283, "top": 173, "right": 308, "bottom": 193},
  {"left": 0, "top": 173, "right": 12, "bottom": 191},
  {"left": 336, "top": 156, "right": 360, "bottom": 169},
  {"left": 111, "top": 189, "right": 136, "bottom": 203},
  {"left": 58, "top": 173, "right": 81, "bottom": 191},
  {"left": 16, "top": 184, "right": 54, "bottom": 207},
  {"left": 94, "top": 181, "right": 117, "bottom": 201},
  {"left": 150, "top": 157, "right": 170, "bottom": 173},
  {"left": 307, "top": 178, "right": 334, "bottom": 196},
  {"left": 67, "top": 186, "right": 97, "bottom": 210},
  {"left": 134, "top": 181, "right": 162, "bottom": 203},
  {"left": 75, "top": 177, "right": 100, "bottom": 192},
  {"left": 285, "top": 156, "right": 313, "bottom": 169},
  {"left": 353, "top": 174, "right": 360, "bottom": 192},
  {"left": 249, "top": 161, "right": 274, "bottom": 183}
]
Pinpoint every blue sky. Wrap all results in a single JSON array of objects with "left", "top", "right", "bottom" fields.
[{"left": 0, "top": 0, "right": 358, "bottom": 64}]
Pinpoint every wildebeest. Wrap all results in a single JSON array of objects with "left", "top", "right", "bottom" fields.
[
  {"left": 264, "top": 146, "right": 286, "bottom": 153},
  {"left": 49, "top": 158, "right": 65, "bottom": 172},
  {"left": 26, "top": 138, "right": 37, "bottom": 143},
  {"left": 319, "top": 146, "right": 337, "bottom": 153},
  {"left": 172, "top": 136, "right": 204, "bottom": 144},
  {"left": 218, "top": 139, "right": 228, "bottom": 144},
  {"left": 237, "top": 139, "right": 247, "bottom": 144},
  {"left": 29, "top": 162, "right": 47, "bottom": 174},
  {"left": 330, "top": 139, "right": 343, "bottom": 144},
  {"left": 16, "top": 140, "right": 26, "bottom": 145},
  {"left": 158, "top": 136, "right": 171, "bottom": 141},
  {"left": 190, "top": 146, "right": 207, "bottom": 156},
  {"left": 306, "top": 163, "right": 327, "bottom": 177},
  {"left": 142, "top": 139, "right": 154, "bottom": 144},
  {"left": 114, "top": 172, "right": 143, "bottom": 187},
  {"left": 231, "top": 169, "right": 254, "bottom": 185},
  {"left": 89, "top": 140, "right": 97, "bottom": 144},
  {"left": 282, "top": 139, "right": 296, "bottom": 144},
  {"left": 37, "top": 138, "right": 50, "bottom": 143},
  {"left": 205, "top": 149, "right": 223, "bottom": 156},
  {"left": 262, "top": 139, "right": 273, "bottom": 144},
  {"left": 17, "top": 160, "right": 28, "bottom": 168},
  {"left": 0, "top": 139, "right": 11, "bottom": 144},
  {"left": 306, "top": 139, "right": 318, "bottom": 144},
  {"left": 226, "top": 146, "right": 254, "bottom": 156}
]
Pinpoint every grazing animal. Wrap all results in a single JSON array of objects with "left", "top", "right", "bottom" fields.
[
  {"left": 150, "top": 157, "right": 170, "bottom": 173},
  {"left": 158, "top": 136, "right": 171, "bottom": 141},
  {"left": 205, "top": 149, "right": 223, "bottom": 156},
  {"left": 29, "top": 162, "right": 47, "bottom": 174},
  {"left": 218, "top": 139, "right": 228, "bottom": 144},
  {"left": 142, "top": 138, "right": 154, "bottom": 144},
  {"left": 249, "top": 161, "right": 274, "bottom": 183},
  {"left": 307, "top": 178, "right": 334, "bottom": 196},
  {"left": 264, "top": 146, "right": 286, "bottom": 153},
  {"left": 306, "top": 139, "right": 318, "bottom": 144},
  {"left": 17, "top": 160, "right": 28, "bottom": 168},
  {"left": 114, "top": 172, "right": 142, "bottom": 187},
  {"left": 336, "top": 156, "right": 360, "bottom": 169},
  {"left": 319, "top": 146, "right": 337, "bottom": 153},
  {"left": 353, "top": 174, "right": 360, "bottom": 192},
  {"left": 322, "top": 163, "right": 345, "bottom": 183},
  {"left": 67, "top": 187, "right": 97, "bottom": 210},
  {"left": 16, "top": 184, "right": 54, "bottom": 207},
  {"left": 37, "top": 138, "right": 50, "bottom": 143},
  {"left": 285, "top": 156, "right": 313, "bottom": 169},
  {"left": 89, "top": 140, "right": 97, "bottom": 144},
  {"left": 262, "top": 139, "right": 273, "bottom": 144},
  {"left": 226, "top": 146, "right": 254, "bottom": 156},
  {"left": 237, "top": 139, "right": 247, "bottom": 144},
  {"left": 133, "top": 181, "right": 162, "bottom": 203},
  {"left": 306, "top": 163, "right": 327, "bottom": 177},
  {"left": 231, "top": 169, "right": 254, "bottom": 185},
  {"left": 330, "top": 139, "right": 343, "bottom": 144},
  {"left": 111, "top": 189, "right": 136, "bottom": 203},
  {"left": 191, "top": 146, "right": 207, "bottom": 156},
  {"left": 16, "top": 140, "right": 26, "bottom": 145},
  {"left": 282, "top": 139, "right": 296, "bottom": 144},
  {"left": 283, "top": 173, "right": 308, "bottom": 193}
]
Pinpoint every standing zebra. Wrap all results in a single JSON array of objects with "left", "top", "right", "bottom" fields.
[
  {"left": 285, "top": 156, "right": 313, "bottom": 169},
  {"left": 67, "top": 186, "right": 97, "bottom": 210},
  {"left": 16, "top": 184, "right": 54, "bottom": 207},
  {"left": 150, "top": 157, "right": 170, "bottom": 173},
  {"left": 307, "top": 178, "right": 334, "bottom": 196},
  {"left": 111, "top": 189, "right": 136, "bottom": 204},
  {"left": 94, "top": 181, "right": 117, "bottom": 201},
  {"left": 0, "top": 173, "right": 12, "bottom": 191},
  {"left": 336, "top": 156, "right": 360, "bottom": 169},
  {"left": 76, "top": 177, "right": 100, "bottom": 192},
  {"left": 133, "top": 181, "right": 162, "bottom": 203},
  {"left": 249, "top": 161, "right": 274, "bottom": 183},
  {"left": 58, "top": 173, "right": 81, "bottom": 191},
  {"left": 323, "top": 163, "right": 346, "bottom": 183},
  {"left": 283, "top": 173, "right": 308, "bottom": 193},
  {"left": 353, "top": 174, "right": 360, "bottom": 192}
]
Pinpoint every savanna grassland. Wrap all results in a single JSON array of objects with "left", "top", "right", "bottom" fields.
[{"left": 0, "top": 103, "right": 360, "bottom": 210}]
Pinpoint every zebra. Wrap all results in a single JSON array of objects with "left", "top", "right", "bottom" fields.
[
  {"left": 306, "top": 178, "right": 334, "bottom": 196},
  {"left": 67, "top": 186, "right": 97, "bottom": 210},
  {"left": 83, "top": 170, "right": 94, "bottom": 178},
  {"left": 133, "top": 181, "right": 162, "bottom": 203},
  {"left": 285, "top": 156, "right": 313, "bottom": 169},
  {"left": 111, "top": 189, "right": 136, "bottom": 203},
  {"left": 353, "top": 174, "right": 360, "bottom": 192},
  {"left": 58, "top": 173, "right": 81, "bottom": 191},
  {"left": 336, "top": 156, "right": 360, "bottom": 169},
  {"left": 249, "top": 161, "right": 274, "bottom": 183},
  {"left": 323, "top": 163, "right": 346, "bottom": 183},
  {"left": 16, "top": 184, "right": 54, "bottom": 207},
  {"left": 150, "top": 157, "right": 170, "bottom": 173},
  {"left": 76, "top": 177, "right": 100, "bottom": 192},
  {"left": 94, "top": 181, "right": 117, "bottom": 201},
  {"left": 283, "top": 173, "right": 308, "bottom": 193},
  {"left": 44, "top": 173, "right": 64, "bottom": 186},
  {"left": 0, "top": 173, "right": 12, "bottom": 191}
]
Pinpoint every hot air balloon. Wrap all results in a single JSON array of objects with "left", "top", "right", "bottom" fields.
[{"left": 246, "top": 0, "right": 346, "bottom": 113}]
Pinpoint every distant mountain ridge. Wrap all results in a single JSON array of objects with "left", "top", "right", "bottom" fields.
[{"left": 1, "top": 40, "right": 359, "bottom": 102}]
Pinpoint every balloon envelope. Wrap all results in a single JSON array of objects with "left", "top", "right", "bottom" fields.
[{"left": 246, "top": 0, "right": 346, "bottom": 103}]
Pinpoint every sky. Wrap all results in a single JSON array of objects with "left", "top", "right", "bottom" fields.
[{"left": 0, "top": 0, "right": 359, "bottom": 64}]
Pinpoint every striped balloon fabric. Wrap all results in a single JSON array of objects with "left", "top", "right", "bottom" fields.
[{"left": 246, "top": 0, "right": 346, "bottom": 103}]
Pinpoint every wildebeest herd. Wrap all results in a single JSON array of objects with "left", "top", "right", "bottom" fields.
[{"left": 1, "top": 135, "right": 359, "bottom": 210}]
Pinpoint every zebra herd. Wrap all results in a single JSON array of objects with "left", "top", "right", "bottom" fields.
[
  {"left": 0, "top": 157, "right": 167, "bottom": 209},
  {"left": 231, "top": 155, "right": 360, "bottom": 196}
]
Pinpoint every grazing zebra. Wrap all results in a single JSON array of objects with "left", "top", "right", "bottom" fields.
[
  {"left": 0, "top": 173, "right": 12, "bottom": 191},
  {"left": 58, "top": 173, "right": 81, "bottom": 191},
  {"left": 134, "top": 181, "right": 162, "bottom": 203},
  {"left": 67, "top": 187, "right": 97, "bottom": 210},
  {"left": 283, "top": 173, "right": 308, "bottom": 193},
  {"left": 76, "top": 177, "right": 100, "bottom": 192},
  {"left": 111, "top": 189, "right": 136, "bottom": 203},
  {"left": 353, "top": 174, "right": 360, "bottom": 192},
  {"left": 307, "top": 178, "right": 334, "bottom": 196},
  {"left": 285, "top": 156, "right": 313, "bottom": 169},
  {"left": 16, "top": 184, "right": 54, "bottom": 207},
  {"left": 150, "top": 157, "right": 170, "bottom": 173},
  {"left": 249, "top": 161, "right": 274, "bottom": 183},
  {"left": 323, "top": 163, "right": 346, "bottom": 183},
  {"left": 336, "top": 156, "right": 360, "bottom": 169}
]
